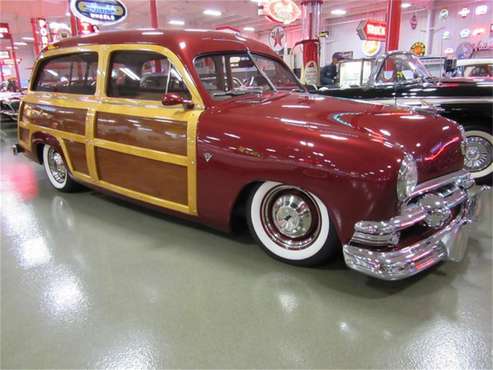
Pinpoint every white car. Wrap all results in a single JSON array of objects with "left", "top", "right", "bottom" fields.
[{"left": 455, "top": 58, "right": 493, "bottom": 78}]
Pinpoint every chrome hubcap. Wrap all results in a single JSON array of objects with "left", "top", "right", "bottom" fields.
[
  {"left": 261, "top": 186, "right": 321, "bottom": 250},
  {"left": 464, "top": 136, "right": 492, "bottom": 172},
  {"left": 272, "top": 195, "right": 313, "bottom": 238},
  {"left": 47, "top": 147, "right": 67, "bottom": 184}
]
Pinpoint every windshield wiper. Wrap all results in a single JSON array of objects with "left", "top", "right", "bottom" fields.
[{"left": 213, "top": 88, "right": 264, "bottom": 97}]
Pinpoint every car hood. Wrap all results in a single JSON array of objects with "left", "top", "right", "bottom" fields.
[{"left": 215, "top": 92, "right": 464, "bottom": 181}]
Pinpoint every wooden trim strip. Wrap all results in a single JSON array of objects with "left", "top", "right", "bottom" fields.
[{"left": 92, "top": 138, "right": 189, "bottom": 167}]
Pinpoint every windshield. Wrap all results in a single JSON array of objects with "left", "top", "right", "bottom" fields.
[
  {"left": 194, "top": 53, "right": 304, "bottom": 100},
  {"left": 375, "top": 53, "right": 431, "bottom": 84}
]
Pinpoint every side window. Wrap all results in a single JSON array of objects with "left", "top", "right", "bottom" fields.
[
  {"left": 107, "top": 51, "right": 191, "bottom": 101},
  {"left": 33, "top": 53, "right": 98, "bottom": 94}
]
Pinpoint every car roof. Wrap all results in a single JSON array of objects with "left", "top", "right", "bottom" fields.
[{"left": 52, "top": 29, "right": 278, "bottom": 61}]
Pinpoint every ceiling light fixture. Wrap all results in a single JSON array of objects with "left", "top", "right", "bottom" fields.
[
  {"left": 401, "top": 2, "right": 411, "bottom": 9},
  {"left": 243, "top": 27, "right": 255, "bottom": 32},
  {"left": 13, "top": 41, "right": 28, "bottom": 46},
  {"left": 331, "top": 9, "right": 347, "bottom": 16},
  {"left": 168, "top": 20, "right": 185, "bottom": 26},
  {"left": 22, "top": 36, "right": 35, "bottom": 42},
  {"left": 203, "top": 9, "right": 222, "bottom": 16}
]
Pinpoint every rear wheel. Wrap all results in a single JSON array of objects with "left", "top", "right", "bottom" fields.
[
  {"left": 42, "top": 144, "right": 82, "bottom": 192},
  {"left": 464, "top": 129, "right": 492, "bottom": 185},
  {"left": 247, "top": 182, "right": 339, "bottom": 266}
]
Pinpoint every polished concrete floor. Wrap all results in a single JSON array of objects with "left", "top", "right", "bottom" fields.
[{"left": 1, "top": 124, "right": 492, "bottom": 369}]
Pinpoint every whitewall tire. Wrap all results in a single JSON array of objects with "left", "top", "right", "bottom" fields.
[
  {"left": 464, "top": 129, "right": 493, "bottom": 185},
  {"left": 247, "top": 182, "right": 339, "bottom": 266},
  {"left": 42, "top": 144, "right": 81, "bottom": 192}
]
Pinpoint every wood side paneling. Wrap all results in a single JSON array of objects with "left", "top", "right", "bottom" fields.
[
  {"left": 23, "top": 103, "right": 86, "bottom": 135},
  {"left": 95, "top": 148, "right": 188, "bottom": 205},
  {"left": 95, "top": 112, "right": 187, "bottom": 156},
  {"left": 19, "top": 127, "right": 29, "bottom": 143},
  {"left": 64, "top": 140, "right": 89, "bottom": 174}
]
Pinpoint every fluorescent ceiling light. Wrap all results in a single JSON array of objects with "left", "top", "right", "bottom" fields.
[
  {"left": 203, "top": 9, "right": 222, "bottom": 16},
  {"left": 331, "top": 9, "right": 347, "bottom": 16},
  {"left": 14, "top": 41, "right": 28, "bottom": 46},
  {"left": 401, "top": 2, "right": 411, "bottom": 8},
  {"left": 22, "top": 36, "right": 35, "bottom": 41},
  {"left": 168, "top": 20, "right": 185, "bottom": 26},
  {"left": 243, "top": 27, "right": 255, "bottom": 32}
]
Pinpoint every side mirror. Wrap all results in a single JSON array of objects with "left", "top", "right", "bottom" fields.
[{"left": 161, "top": 93, "right": 194, "bottom": 109}]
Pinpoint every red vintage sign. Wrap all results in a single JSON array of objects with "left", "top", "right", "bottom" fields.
[
  {"left": 31, "top": 18, "right": 52, "bottom": 54},
  {"left": 357, "top": 20, "right": 387, "bottom": 42},
  {"left": 0, "top": 23, "right": 11, "bottom": 39}
]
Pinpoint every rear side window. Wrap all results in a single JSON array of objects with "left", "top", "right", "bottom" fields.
[
  {"left": 107, "top": 51, "right": 191, "bottom": 100},
  {"left": 33, "top": 52, "right": 98, "bottom": 94}
]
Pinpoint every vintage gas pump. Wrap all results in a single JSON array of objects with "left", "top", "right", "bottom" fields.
[{"left": 296, "top": 0, "right": 323, "bottom": 85}]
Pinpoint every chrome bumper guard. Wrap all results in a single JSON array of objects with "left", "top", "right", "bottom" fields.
[{"left": 343, "top": 170, "right": 489, "bottom": 280}]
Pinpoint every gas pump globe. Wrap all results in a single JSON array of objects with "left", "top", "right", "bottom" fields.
[{"left": 299, "top": 0, "right": 322, "bottom": 85}]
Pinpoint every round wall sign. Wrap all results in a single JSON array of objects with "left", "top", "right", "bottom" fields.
[
  {"left": 264, "top": 0, "right": 301, "bottom": 25},
  {"left": 361, "top": 40, "right": 382, "bottom": 57},
  {"left": 410, "top": 41, "right": 426, "bottom": 56},
  {"left": 439, "top": 8, "right": 449, "bottom": 20},
  {"left": 70, "top": 0, "right": 127, "bottom": 26},
  {"left": 269, "top": 26, "right": 286, "bottom": 52}
]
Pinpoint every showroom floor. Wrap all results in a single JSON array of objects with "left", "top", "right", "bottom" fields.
[{"left": 1, "top": 124, "right": 492, "bottom": 369}]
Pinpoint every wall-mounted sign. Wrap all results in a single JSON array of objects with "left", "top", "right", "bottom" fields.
[
  {"left": 439, "top": 9, "right": 449, "bottom": 20},
  {"left": 410, "top": 41, "right": 426, "bottom": 56},
  {"left": 357, "top": 20, "right": 386, "bottom": 42},
  {"left": 410, "top": 14, "right": 417, "bottom": 30},
  {"left": 263, "top": 0, "right": 301, "bottom": 25},
  {"left": 442, "top": 31, "right": 450, "bottom": 39},
  {"left": 460, "top": 28, "right": 471, "bottom": 38},
  {"left": 472, "top": 27, "right": 485, "bottom": 36},
  {"left": 361, "top": 40, "right": 382, "bottom": 57},
  {"left": 31, "top": 18, "right": 51, "bottom": 54},
  {"left": 78, "top": 19, "right": 99, "bottom": 35},
  {"left": 0, "top": 50, "right": 11, "bottom": 60},
  {"left": 458, "top": 7, "right": 470, "bottom": 18},
  {"left": 0, "top": 23, "right": 11, "bottom": 39},
  {"left": 456, "top": 42, "right": 474, "bottom": 59},
  {"left": 269, "top": 25, "right": 286, "bottom": 52},
  {"left": 475, "top": 5, "right": 488, "bottom": 15},
  {"left": 70, "top": 0, "right": 127, "bottom": 26}
]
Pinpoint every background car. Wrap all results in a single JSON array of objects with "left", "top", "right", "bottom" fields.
[{"left": 318, "top": 51, "right": 493, "bottom": 184}]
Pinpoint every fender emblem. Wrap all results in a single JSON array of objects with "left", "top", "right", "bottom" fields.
[{"left": 204, "top": 152, "right": 213, "bottom": 162}]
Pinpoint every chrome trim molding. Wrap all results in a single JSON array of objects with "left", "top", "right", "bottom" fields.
[{"left": 343, "top": 169, "right": 489, "bottom": 280}]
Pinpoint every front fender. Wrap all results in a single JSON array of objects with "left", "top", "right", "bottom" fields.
[{"left": 196, "top": 114, "right": 403, "bottom": 244}]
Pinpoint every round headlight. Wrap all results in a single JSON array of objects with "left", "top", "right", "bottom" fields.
[{"left": 397, "top": 154, "right": 418, "bottom": 201}]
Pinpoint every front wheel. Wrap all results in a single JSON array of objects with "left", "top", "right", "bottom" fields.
[
  {"left": 43, "top": 144, "right": 82, "bottom": 192},
  {"left": 247, "top": 182, "right": 340, "bottom": 266},
  {"left": 464, "top": 129, "right": 493, "bottom": 185}
]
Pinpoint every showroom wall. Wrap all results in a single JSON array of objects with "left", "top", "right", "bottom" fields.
[
  {"left": 321, "top": 1, "right": 492, "bottom": 65},
  {"left": 257, "top": 0, "right": 492, "bottom": 67}
]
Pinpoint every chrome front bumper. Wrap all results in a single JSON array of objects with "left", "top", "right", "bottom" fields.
[{"left": 343, "top": 170, "right": 489, "bottom": 280}]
